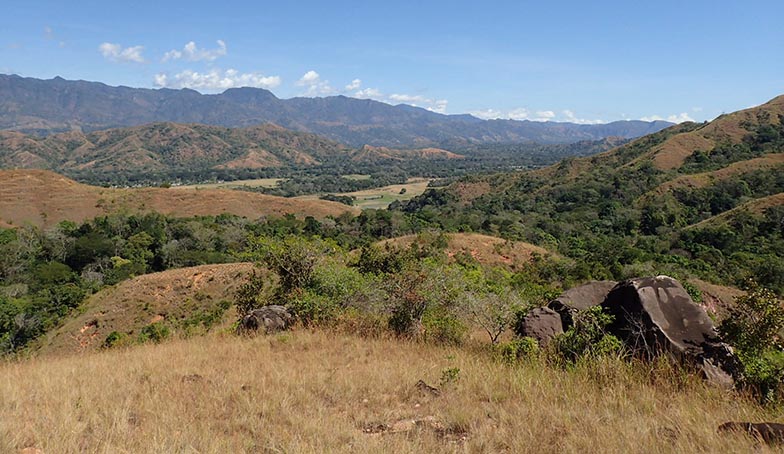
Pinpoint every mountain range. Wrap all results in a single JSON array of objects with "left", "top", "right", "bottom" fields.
[
  {"left": 0, "top": 122, "right": 463, "bottom": 178},
  {"left": 0, "top": 74, "right": 673, "bottom": 147}
]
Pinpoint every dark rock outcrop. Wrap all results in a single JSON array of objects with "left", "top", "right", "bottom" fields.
[
  {"left": 238, "top": 305, "right": 293, "bottom": 334},
  {"left": 719, "top": 422, "right": 784, "bottom": 444},
  {"left": 548, "top": 280, "right": 617, "bottom": 330},
  {"left": 516, "top": 307, "right": 563, "bottom": 347},
  {"left": 601, "top": 275, "right": 740, "bottom": 387}
]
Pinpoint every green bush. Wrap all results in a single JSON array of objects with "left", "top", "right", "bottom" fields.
[
  {"left": 138, "top": 322, "right": 171, "bottom": 344},
  {"left": 287, "top": 288, "right": 340, "bottom": 326},
  {"left": 498, "top": 337, "right": 540, "bottom": 364},
  {"left": 718, "top": 284, "right": 784, "bottom": 402},
  {"left": 421, "top": 306, "right": 467, "bottom": 345},
  {"left": 103, "top": 331, "right": 128, "bottom": 349},
  {"left": 180, "top": 300, "right": 232, "bottom": 334},
  {"left": 234, "top": 270, "right": 276, "bottom": 317},
  {"left": 551, "top": 306, "right": 623, "bottom": 363}
]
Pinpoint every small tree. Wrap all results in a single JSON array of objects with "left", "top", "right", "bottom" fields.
[
  {"left": 464, "top": 291, "right": 520, "bottom": 344},
  {"left": 719, "top": 284, "right": 784, "bottom": 353},
  {"left": 244, "top": 236, "right": 333, "bottom": 297},
  {"left": 719, "top": 283, "right": 784, "bottom": 401}
]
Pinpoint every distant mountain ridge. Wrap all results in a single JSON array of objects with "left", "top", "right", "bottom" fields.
[
  {"left": 0, "top": 122, "right": 466, "bottom": 177},
  {"left": 0, "top": 74, "right": 673, "bottom": 147}
]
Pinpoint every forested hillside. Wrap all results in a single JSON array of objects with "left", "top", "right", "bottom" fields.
[{"left": 396, "top": 95, "right": 784, "bottom": 293}]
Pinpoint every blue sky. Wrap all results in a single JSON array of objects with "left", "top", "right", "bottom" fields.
[{"left": 2, "top": 0, "right": 782, "bottom": 124}]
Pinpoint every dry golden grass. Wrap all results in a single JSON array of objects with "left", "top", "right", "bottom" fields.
[
  {"left": 379, "top": 233, "right": 555, "bottom": 270},
  {"left": 645, "top": 94, "right": 784, "bottom": 170},
  {"left": 37, "top": 263, "right": 255, "bottom": 356},
  {"left": 650, "top": 134, "right": 715, "bottom": 170},
  {"left": 0, "top": 169, "right": 357, "bottom": 228},
  {"left": 1, "top": 329, "right": 780, "bottom": 453}
]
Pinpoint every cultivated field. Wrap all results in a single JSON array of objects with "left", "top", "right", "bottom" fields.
[
  {"left": 297, "top": 178, "right": 432, "bottom": 210},
  {"left": 174, "top": 178, "right": 285, "bottom": 190},
  {"left": 0, "top": 329, "right": 778, "bottom": 453}
]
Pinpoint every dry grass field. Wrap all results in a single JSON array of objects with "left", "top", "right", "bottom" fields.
[
  {"left": 0, "top": 329, "right": 780, "bottom": 453},
  {"left": 0, "top": 170, "right": 357, "bottom": 228}
]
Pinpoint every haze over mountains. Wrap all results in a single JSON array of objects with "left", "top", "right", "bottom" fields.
[{"left": 0, "top": 74, "right": 673, "bottom": 147}]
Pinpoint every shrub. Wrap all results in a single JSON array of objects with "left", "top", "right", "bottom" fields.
[
  {"left": 180, "top": 300, "right": 232, "bottom": 334},
  {"left": 439, "top": 367, "right": 461, "bottom": 387},
  {"left": 103, "top": 331, "right": 128, "bottom": 349},
  {"left": 552, "top": 306, "right": 623, "bottom": 363},
  {"left": 234, "top": 270, "right": 276, "bottom": 318},
  {"left": 138, "top": 322, "right": 170, "bottom": 344},
  {"left": 421, "top": 306, "right": 467, "bottom": 345},
  {"left": 718, "top": 284, "right": 784, "bottom": 402},
  {"left": 287, "top": 288, "right": 340, "bottom": 326},
  {"left": 498, "top": 337, "right": 540, "bottom": 364}
]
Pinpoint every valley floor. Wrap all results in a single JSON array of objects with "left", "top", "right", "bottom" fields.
[{"left": 0, "top": 330, "right": 780, "bottom": 453}]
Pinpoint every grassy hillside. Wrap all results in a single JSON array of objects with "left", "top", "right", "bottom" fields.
[
  {"left": 396, "top": 95, "right": 784, "bottom": 293},
  {"left": 0, "top": 169, "right": 357, "bottom": 228},
  {"left": 1, "top": 329, "right": 777, "bottom": 453},
  {"left": 37, "top": 263, "right": 254, "bottom": 356},
  {"left": 378, "top": 233, "right": 554, "bottom": 270}
]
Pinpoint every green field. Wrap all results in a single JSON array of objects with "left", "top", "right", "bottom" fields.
[
  {"left": 296, "top": 178, "right": 431, "bottom": 209},
  {"left": 173, "top": 178, "right": 285, "bottom": 190}
]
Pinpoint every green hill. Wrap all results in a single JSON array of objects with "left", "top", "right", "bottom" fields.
[{"left": 396, "top": 95, "right": 784, "bottom": 293}]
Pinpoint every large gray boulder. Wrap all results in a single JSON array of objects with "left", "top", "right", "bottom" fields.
[
  {"left": 238, "top": 305, "right": 293, "bottom": 334},
  {"left": 600, "top": 276, "right": 740, "bottom": 387},
  {"left": 548, "top": 280, "right": 617, "bottom": 330},
  {"left": 516, "top": 307, "right": 563, "bottom": 347}
]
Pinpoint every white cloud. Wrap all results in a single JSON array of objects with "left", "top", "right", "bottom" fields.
[
  {"left": 428, "top": 99, "right": 448, "bottom": 114},
  {"left": 388, "top": 93, "right": 447, "bottom": 113},
  {"left": 389, "top": 93, "right": 428, "bottom": 104},
  {"left": 99, "top": 42, "right": 145, "bottom": 63},
  {"left": 345, "top": 78, "right": 362, "bottom": 91},
  {"left": 163, "top": 40, "right": 227, "bottom": 62},
  {"left": 507, "top": 108, "right": 531, "bottom": 120},
  {"left": 469, "top": 107, "right": 603, "bottom": 123},
  {"left": 154, "top": 68, "right": 281, "bottom": 91},
  {"left": 296, "top": 70, "right": 336, "bottom": 96},
  {"left": 640, "top": 112, "right": 695, "bottom": 123},
  {"left": 535, "top": 110, "right": 556, "bottom": 120},
  {"left": 354, "top": 87, "right": 383, "bottom": 99},
  {"left": 295, "top": 72, "right": 447, "bottom": 112},
  {"left": 469, "top": 109, "right": 505, "bottom": 120},
  {"left": 561, "top": 109, "right": 604, "bottom": 124},
  {"left": 44, "top": 26, "right": 54, "bottom": 40}
]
